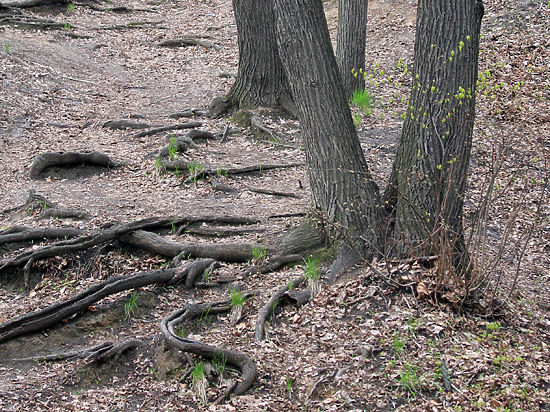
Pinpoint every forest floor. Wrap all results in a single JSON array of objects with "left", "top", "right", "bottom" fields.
[{"left": 0, "top": 0, "right": 549, "bottom": 411}]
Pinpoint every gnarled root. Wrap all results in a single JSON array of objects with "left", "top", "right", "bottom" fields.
[{"left": 161, "top": 297, "right": 257, "bottom": 397}]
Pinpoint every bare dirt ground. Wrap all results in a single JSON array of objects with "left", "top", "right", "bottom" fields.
[{"left": 0, "top": 0, "right": 549, "bottom": 411}]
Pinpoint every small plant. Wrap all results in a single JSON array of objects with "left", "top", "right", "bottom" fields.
[
  {"left": 392, "top": 333, "right": 406, "bottom": 356},
  {"left": 67, "top": 2, "right": 74, "bottom": 15},
  {"left": 167, "top": 135, "right": 178, "bottom": 160},
  {"left": 398, "top": 363, "right": 420, "bottom": 396},
  {"left": 304, "top": 257, "right": 321, "bottom": 298},
  {"left": 486, "top": 321, "right": 501, "bottom": 332},
  {"left": 191, "top": 360, "right": 207, "bottom": 405},
  {"left": 203, "top": 267, "right": 211, "bottom": 282},
  {"left": 212, "top": 352, "right": 226, "bottom": 385},
  {"left": 124, "top": 292, "right": 138, "bottom": 319},
  {"left": 187, "top": 161, "right": 204, "bottom": 183},
  {"left": 285, "top": 376, "right": 293, "bottom": 398},
  {"left": 288, "top": 280, "right": 294, "bottom": 291},
  {"left": 271, "top": 299, "right": 280, "bottom": 320},
  {"left": 4, "top": 41, "right": 9, "bottom": 54},
  {"left": 353, "top": 113, "right": 361, "bottom": 127},
  {"left": 196, "top": 307, "right": 211, "bottom": 327},
  {"left": 63, "top": 23, "right": 71, "bottom": 30},
  {"left": 154, "top": 157, "right": 163, "bottom": 170},
  {"left": 350, "top": 89, "right": 374, "bottom": 116},
  {"left": 230, "top": 288, "right": 245, "bottom": 324},
  {"left": 216, "top": 166, "right": 224, "bottom": 177},
  {"left": 171, "top": 221, "right": 177, "bottom": 233},
  {"left": 251, "top": 246, "right": 267, "bottom": 264}
]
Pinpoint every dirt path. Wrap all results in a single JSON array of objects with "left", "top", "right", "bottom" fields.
[{"left": 0, "top": 0, "right": 549, "bottom": 411}]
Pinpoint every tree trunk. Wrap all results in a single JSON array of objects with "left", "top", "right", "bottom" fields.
[
  {"left": 273, "top": 0, "right": 383, "bottom": 262},
  {"left": 336, "top": 0, "right": 368, "bottom": 96},
  {"left": 386, "top": 0, "right": 484, "bottom": 265},
  {"left": 225, "top": 0, "right": 292, "bottom": 112}
]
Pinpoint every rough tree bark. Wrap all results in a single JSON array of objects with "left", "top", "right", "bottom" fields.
[
  {"left": 210, "top": 0, "right": 292, "bottom": 117},
  {"left": 336, "top": 0, "right": 368, "bottom": 96},
  {"left": 273, "top": 0, "right": 383, "bottom": 272},
  {"left": 385, "top": 0, "right": 484, "bottom": 266}
]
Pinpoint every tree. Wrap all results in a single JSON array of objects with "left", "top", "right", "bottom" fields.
[
  {"left": 336, "top": 0, "right": 368, "bottom": 96},
  {"left": 272, "top": 0, "right": 383, "bottom": 273},
  {"left": 273, "top": 0, "right": 484, "bottom": 277},
  {"left": 385, "top": 0, "right": 484, "bottom": 270},
  {"left": 209, "top": 0, "right": 292, "bottom": 117}
]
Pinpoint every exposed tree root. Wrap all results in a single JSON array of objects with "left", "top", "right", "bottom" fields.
[
  {"left": 2, "top": 190, "right": 89, "bottom": 221},
  {"left": 11, "top": 339, "right": 141, "bottom": 363},
  {"left": 0, "top": 215, "right": 259, "bottom": 272},
  {"left": 245, "top": 185, "right": 301, "bottom": 198},
  {"left": 1, "top": 189, "right": 56, "bottom": 216},
  {"left": 168, "top": 108, "right": 206, "bottom": 119},
  {"left": 75, "top": 3, "right": 151, "bottom": 13},
  {"left": 134, "top": 121, "right": 202, "bottom": 138},
  {"left": 0, "top": 217, "right": 174, "bottom": 271},
  {"left": 29, "top": 151, "right": 118, "bottom": 178},
  {"left": 242, "top": 254, "right": 303, "bottom": 277},
  {"left": 0, "top": 226, "right": 84, "bottom": 246},
  {"left": 121, "top": 230, "right": 272, "bottom": 262},
  {"left": 250, "top": 115, "right": 280, "bottom": 141},
  {"left": 0, "top": 13, "right": 68, "bottom": 30},
  {"left": 39, "top": 207, "right": 90, "bottom": 220},
  {"left": 210, "top": 178, "right": 237, "bottom": 193},
  {"left": 184, "top": 162, "right": 304, "bottom": 184},
  {"left": 161, "top": 297, "right": 257, "bottom": 397},
  {"left": 158, "top": 37, "right": 220, "bottom": 50},
  {"left": 158, "top": 159, "right": 193, "bottom": 172},
  {"left": 186, "top": 129, "right": 216, "bottom": 141},
  {"left": 94, "top": 21, "right": 165, "bottom": 31},
  {"left": 184, "top": 225, "right": 265, "bottom": 237},
  {"left": 326, "top": 244, "right": 363, "bottom": 283},
  {"left": 103, "top": 119, "right": 161, "bottom": 130},
  {"left": 0, "top": 0, "right": 54, "bottom": 6},
  {"left": 278, "top": 218, "right": 327, "bottom": 255},
  {"left": 268, "top": 212, "right": 306, "bottom": 219},
  {"left": 0, "top": 260, "right": 214, "bottom": 343},
  {"left": 208, "top": 96, "right": 231, "bottom": 118},
  {"left": 255, "top": 276, "right": 306, "bottom": 341},
  {"left": 158, "top": 136, "right": 198, "bottom": 158}
]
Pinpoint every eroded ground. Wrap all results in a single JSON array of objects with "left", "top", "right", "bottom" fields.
[{"left": 0, "top": 0, "right": 549, "bottom": 411}]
